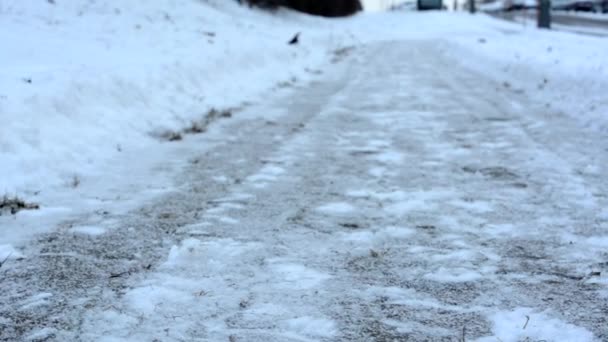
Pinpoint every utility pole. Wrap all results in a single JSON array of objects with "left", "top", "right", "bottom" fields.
[
  {"left": 538, "top": 0, "right": 551, "bottom": 28},
  {"left": 469, "top": 0, "right": 476, "bottom": 13}
]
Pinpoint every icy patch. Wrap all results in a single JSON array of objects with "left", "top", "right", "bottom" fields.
[
  {"left": 246, "top": 165, "right": 286, "bottom": 183},
  {"left": 485, "top": 223, "right": 518, "bottom": 236},
  {"left": 218, "top": 203, "right": 245, "bottom": 210},
  {"left": 124, "top": 284, "right": 191, "bottom": 315},
  {"left": 164, "top": 238, "right": 252, "bottom": 271},
  {"left": 424, "top": 267, "right": 482, "bottom": 282},
  {"left": 383, "top": 319, "right": 414, "bottom": 333},
  {"left": 375, "top": 150, "right": 404, "bottom": 164},
  {"left": 559, "top": 233, "right": 608, "bottom": 253},
  {"left": 345, "top": 189, "right": 373, "bottom": 198},
  {"left": 369, "top": 166, "right": 387, "bottom": 177},
  {"left": 285, "top": 316, "right": 337, "bottom": 338},
  {"left": 341, "top": 227, "right": 414, "bottom": 251},
  {"left": 364, "top": 286, "right": 461, "bottom": 311},
  {"left": 583, "top": 235, "right": 608, "bottom": 248},
  {"left": 382, "top": 226, "right": 415, "bottom": 239},
  {"left": 365, "top": 285, "right": 418, "bottom": 300},
  {"left": 207, "top": 207, "right": 226, "bottom": 214},
  {"left": 181, "top": 221, "right": 212, "bottom": 231},
  {"left": 386, "top": 199, "right": 429, "bottom": 215},
  {"left": 385, "top": 190, "right": 453, "bottom": 216},
  {"left": 345, "top": 189, "right": 407, "bottom": 202},
  {"left": 93, "top": 311, "right": 139, "bottom": 338},
  {"left": 316, "top": 202, "right": 356, "bottom": 215},
  {"left": 342, "top": 231, "right": 375, "bottom": 244},
  {"left": 450, "top": 199, "right": 494, "bottom": 213},
  {"left": 215, "top": 193, "right": 255, "bottom": 202},
  {"left": 429, "top": 249, "right": 477, "bottom": 262},
  {"left": 366, "top": 139, "right": 391, "bottom": 149},
  {"left": 207, "top": 202, "right": 245, "bottom": 214},
  {"left": 122, "top": 275, "right": 207, "bottom": 317},
  {"left": 212, "top": 175, "right": 229, "bottom": 183},
  {"left": 598, "top": 209, "right": 608, "bottom": 221},
  {"left": 272, "top": 263, "right": 330, "bottom": 290},
  {"left": 478, "top": 308, "right": 595, "bottom": 342},
  {"left": 70, "top": 225, "right": 106, "bottom": 236},
  {"left": 218, "top": 216, "right": 240, "bottom": 225},
  {"left": 25, "top": 328, "right": 57, "bottom": 341},
  {"left": 19, "top": 293, "right": 53, "bottom": 311}
]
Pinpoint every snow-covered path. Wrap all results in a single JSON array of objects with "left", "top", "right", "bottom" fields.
[{"left": 2, "top": 41, "right": 607, "bottom": 341}]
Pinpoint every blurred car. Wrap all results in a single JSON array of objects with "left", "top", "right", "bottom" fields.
[
  {"left": 417, "top": 0, "right": 443, "bottom": 10},
  {"left": 564, "top": 1, "right": 597, "bottom": 11},
  {"left": 553, "top": 0, "right": 605, "bottom": 11}
]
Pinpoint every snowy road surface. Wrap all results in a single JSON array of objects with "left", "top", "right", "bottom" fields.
[{"left": 1, "top": 41, "right": 607, "bottom": 341}]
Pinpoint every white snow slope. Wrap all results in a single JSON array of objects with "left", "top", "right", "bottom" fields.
[{"left": 0, "top": 0, "right": 339, "bottom": 195}]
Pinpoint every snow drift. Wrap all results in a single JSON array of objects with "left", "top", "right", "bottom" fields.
[{"left": 0, "top": 0, "right": 342, "bottom": 195}]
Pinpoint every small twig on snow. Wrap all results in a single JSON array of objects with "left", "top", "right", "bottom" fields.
[
  {"left": 109, "top": 271, "right": 130, "bottom": 279},
  {"left": 523, "top": 315, "right": 530, "bottom": 330}
]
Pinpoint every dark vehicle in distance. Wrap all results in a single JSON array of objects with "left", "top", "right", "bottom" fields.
[
  {"left": 417, "top": 0, "right": 443, "bottom": 10},
  {"left": 553, "top": 0, "right": 607, "bottom": 11}
]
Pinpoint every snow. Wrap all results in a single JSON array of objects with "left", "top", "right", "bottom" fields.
[
  {"left": 442, "top": 14, "right": 608, "bottom": 133},
  {"left": 164, "top": 238, "right": 254, "bottom": 270},
  {"left": 424, "top": 267, "right": 484, "bottom": 282},
  {"left": 0, "top": 0, "right": 344, "bottom": 248},
  {"left": 374, "top": 150, "right": 404, "bottom": 164},
  {"left": 316, "top": 202, "right": 357, "bottom": 215},
  {"left": 385, "top": 190, "right": 453, "bottom": 216},
  {"left": 0, "top": 244, "right": 23, "bottom": 261},
  {"left": 18, "top": 292, "right": 54, "bottom": 311},
  {"left": 478, "top": 308, "right": 596, "bottom": 342},
  {"left": 285, "top": 316, "right": 337, "bottom": 338},
  {"left": 247, "top": 165, "right": 287, "bottom": 183},
  {"left": 1, "top": 6, "right": 605, "bottom": 247},
  {"left": 24, "top": 328, "right": 58, "bottom": 342},
  {"left": 1, "top": 2, "right": 608, "bottom": 341},
  {"left": 70, "top": 225, "right": 107, "bottom": 236},
  {"left": 272, "top": 263, "right": 332, "bottom": 289}
]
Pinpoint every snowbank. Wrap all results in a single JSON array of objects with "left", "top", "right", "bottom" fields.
[
  {"left": 0, "top": 0, "right": 341, "bottom": 195},
  {"left": 446, "top": 14, "right": 608, "bottom": 134}
]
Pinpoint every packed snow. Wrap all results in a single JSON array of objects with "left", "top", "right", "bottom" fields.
[{"left": 1, "top": 0, "right": 608, "bottom": 341}]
